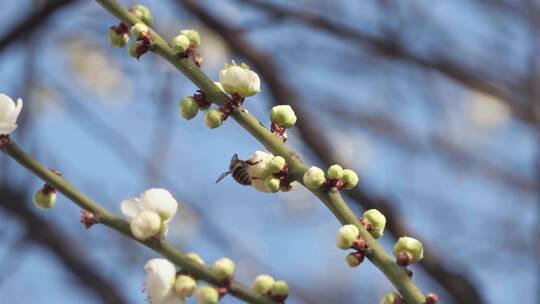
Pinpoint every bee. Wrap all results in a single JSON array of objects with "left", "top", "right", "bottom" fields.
[{"left": 215, "top": 154, "right": 260, "bottom": 185}]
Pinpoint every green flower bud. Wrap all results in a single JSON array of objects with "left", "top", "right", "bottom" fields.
[
  {"left": 346, "top": 253, "right": 362, "bottom": 268},
  {"left": 131, "top": 5, "right": 153, "bottom": 26},
  {"left": 342, "top": 169, "right": 359, "bottom": 189},
  {"left": 211, "top": 257, "right": 235, "bottom": 281},
  {"left": 131, "top": 22, "right": 149, "bottom": 39},
  {"left": 303, "top": 166, "right": 326, "bottom": 189},
  {"left": 196, "top": 286, "right": 219, "bottom": 304},
  {"left": 179, "top": 96, "right": 199, "bottom": 120},
  {"left": 267, "top": 156, "right": 286, "bottom": 174},
  {"left": 270, "top": 280, "right": 288, "bottom": 301},
  {"left": 327, "top": 164, "right": 343, "bottom": 179},
  {"left": 264, "top": 176, "right": 281, "bottom": 193},
  {"left": 34, "top": 189, "right": 56, "bottom": 209},
  {"left": 108, "top": 28, "right": 129, "bottom": 48},
  {"left": 171, "top": 34, "right": 190, "bottom": 54},
  {"left": 180, "top": 29, "right": 201, "bottom": 47},
  {"left": 127, "top": 41, "right": 141, "bottom": 58},
  {"left": 363, "top": 209, "right": 386, "bottom": 239},
  {"left": 270, "top": 105, "right": 297, "bottom": 128},
  {"left": 174, "top": 274, "right": 197, "bottom": 297},
  {"left": 393, "top": 236, "right": 424, "bottom": 265},
  {"left": 380, "top": 292, "right": 403, "bottom": 304},
  {"left": 251, "top": 275, "right": 275, "bottom": 295},
  {"left": 186, "top": 252, "right": 206, "bottom": 266},
  {"left": 336, "top": 224, "right": 360, "bottom": 249},
  {"left": 204, "top": 109, "right": 223, "bottom": 129}
]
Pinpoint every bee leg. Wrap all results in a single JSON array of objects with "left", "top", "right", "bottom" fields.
[{"left": 246, "top": 159, "right": 263, "bottom": 166}]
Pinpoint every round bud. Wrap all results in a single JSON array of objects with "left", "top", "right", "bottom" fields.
[
  {"left": 267, "top": 156, "right": 286, "bottom": 174},
  {"left": 270, "top": 105, "right": 297, "bottom": 128},
  {"left": 302, "top": 166, "right": 326, "bottom": 189},
  {"left": 171, "top": 34, "right": 190, "bottom": 54},
  {"left": 251, "top": 275, "right": 275, "bottom": 295},
  {"left": 196, "top": 286, "right": 219, "bottom": 304},
  {"left": 34, "top": 189, "right": 56, "bottom": 209},
  {"left": 186, "top": 252, "right": 206, "bottom": 266},
  {"left": 346, "top": 253, "right": 362, "bottom": 268},
  {"left": 393, "top": 236, "right": 424, "bottom": 265},
  {"left": 270, "top": 280, "right": 288, "bottom": 301},
  {"left": 131, "top": 5, "right": 153, "bottom": 26},
  {"left": 327, "top": 164, "right": 344, "bottom": 179},
  {"left": 180, "top": 29, "right": 201, "bottom": 47},
  {"left": 264, "top": 176, "right": 281, "bottom": 193},
  {"left": 127, "top": 41, "right": 141, "bottom": 58},
  {"left": 130, "top": 22, "right": 149, "bottom": 39},
  {"left": 179, "top": 96, "right": 199, "bottom": 120},
  {"left": 363, "top": 209, "right": 386, "bottom": 239},
  {"left": 129, "top": 210, "right": 162, "bottom": 240},
  {"left": 380, "top": 292, "right": 403, "bottom": 304},
  {"left": 174, "top": 274, "right": 197, "bottom": 297},
  {"left": 211, "top": 257, "right": 235, "bottom": 281},
  {"left": 204, "top": 109, "right": 223, "bottom": 129},
  {"left": 342, "top": 169, "right": 359, "bottom": 189},
  {"left": 108, "top": 28, "right": 129, "bottom": 48},
  {"left": 336, "top": 224, "right": 360, "bottom": 249}
]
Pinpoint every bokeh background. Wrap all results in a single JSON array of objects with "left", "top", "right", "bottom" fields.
[{"left": 0, "top": 0, "right": 537, "bottom": 303}]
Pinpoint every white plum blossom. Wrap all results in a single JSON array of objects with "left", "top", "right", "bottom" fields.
[
  {"left": 219, "top": 62, "right": 260, "bottom": 97},
  {"left": 246, "top": 151, "right": 274, "bottom": 193},
  {"left": 144, "top": 258, "right": 185, "bottom": 304},
  {"left": 0, "top": 93, "right": 23, "bottom": 135},
  {"left": 121, "top": 188, "right": 178, "bottom": 240}
]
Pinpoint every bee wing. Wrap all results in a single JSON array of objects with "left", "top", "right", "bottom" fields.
[{"left": 215, "top": 171, "right": 231, "bottom": 183}]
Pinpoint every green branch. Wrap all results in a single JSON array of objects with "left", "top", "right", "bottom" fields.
[
  {"left": 2, "top": 139, "right": 277, "bottom": 304},
  {"left": 93, "top": 0, "right": 426, "bottom": 303}
]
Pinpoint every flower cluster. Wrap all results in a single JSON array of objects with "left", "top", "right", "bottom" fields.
[
  {"left": 246, "top": 151, "right": 295, "bottom": 193},
  {"left": 251, "top": 275, "right": 289, "bottom": 302},
  {"left": 0, "top": 93, "right": 23, "bottom": 136},
  {"left": 121, "top": 188, "right": 178, "bottom": 240},
  {"left": 302, "top": 164, "right": 359, "bottom": 191},
  {"left": 108, "top": 5, "right": 154, "bottom": 58},
  {"left": 270, "top": 105, "right": 297, "bottom": 141},
  {"left": 336, "top": 224, "right": 369, "bottom": 267}
]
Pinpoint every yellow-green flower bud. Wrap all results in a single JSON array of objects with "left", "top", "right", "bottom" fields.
[
  {"left": 186, "top": 252, "right": 206, "bottom": 266},
  {"left": 174, "top": 274, "right": 197, "bottom": 297},
  {"left": 179, "top": 96, "right": 199, "bottom": 120},
  {"left": 264, "top": 176, "right": 281, "bottom": 193},
  {"left": 108, "top": 28, "right": 129, "bottom": 48},
  {"left": 346, "top": 253, "right": 362, "bottom": 268},
  {"left": 362, "top": 209, "right": 386, "bottom": 239},
  {"left": 128, "top": 41, "right": 141, "bottom": 58},
  {"left": 180, "top": 29, "right": 201, "bottom": 47},
  {"left": 393, "top": 236, "right": 424, "bottom": 266},
  {"left": 196, "top": 286, "right": 219, "bottom": 304},
  {"left": 131, "top": 5, "right": 153, "bottom": 26},
  {"left": 131, "top": 23, "right": 149, "bottom": 39},
  {"left": 380, "top": 292, "right": 403, "bottom": 304},
  {"left": 336, "top": 224, "right": 360, "bottom": 249},
  {"left": 251, "top": 275, "right": 274, "bottom": 295},
  {"left": 270, "top": 105, "right": 297, "bottom": 128},
  {"left": 342, "top": 169, "right": 359, "bottom": 189},
  {"left": 211, "top": 257, "right": 235, "bottom": 281},
  {"left": 270, "top": 280, "right": 288, "bottom": 301},
  {"left": 204, "top": 109, "right": 222, "bottom": 129},
  {"left": 327, "top": 164, "right": 343, "bottom": 179},
  {"left": 267, "top": 156, "right": 286, "bottom": 174},
  {"left": 303, "top": 166, "right": 326, "bottom": 189},
  {"left": 34, "top": 189, "right": 56, "bottom": 209},
  {"left": 171, "top": 34, "right": 190, "bottom": 54}
]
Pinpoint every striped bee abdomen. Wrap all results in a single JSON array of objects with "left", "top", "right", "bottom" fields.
[{"left": 231, "top": 161, "right": 252, "bottom": 185}]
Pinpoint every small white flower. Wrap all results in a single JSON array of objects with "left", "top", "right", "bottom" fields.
[
  {"left": 0, "top": 93, "right": 23, "bottom": 135},
  {"left": 144, "top": 259, "right": 184, "bottom": 304},
  {"left": 121, "top": 188, "right": 178, "bottom": 240},
  {"left": 219, "top": 62, "right": 260, "bottom": 97},
  {"left": 246, "top": 151, "right": 274, "bottom": 192}
]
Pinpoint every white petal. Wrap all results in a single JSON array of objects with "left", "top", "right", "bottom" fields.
[
  {"left": 144, "top": 258, "right": 177, "bottom": 303},
  {"left": 11, "top": 98, "right": 23, "bottom": 123},
  {"left": 246, "top": 151, "right": 273, "bottom": 179},
  {"left": 130, "top": 210, "right": 162, "bottom": 240},
  {"left": 140, "top": 188, "right": 178, "bottom": 221},
  {"left": 0, "top": 122, "right": 16, "bottom": 135},
  {"left": 251, "top": 179, "right": 271, "bottom": 193},
  {"left": 0, "top": 94, "right": 15, "bottom": 122},
  {"left": 120, "top": 198, "right": 141, "bottom": 219}
]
